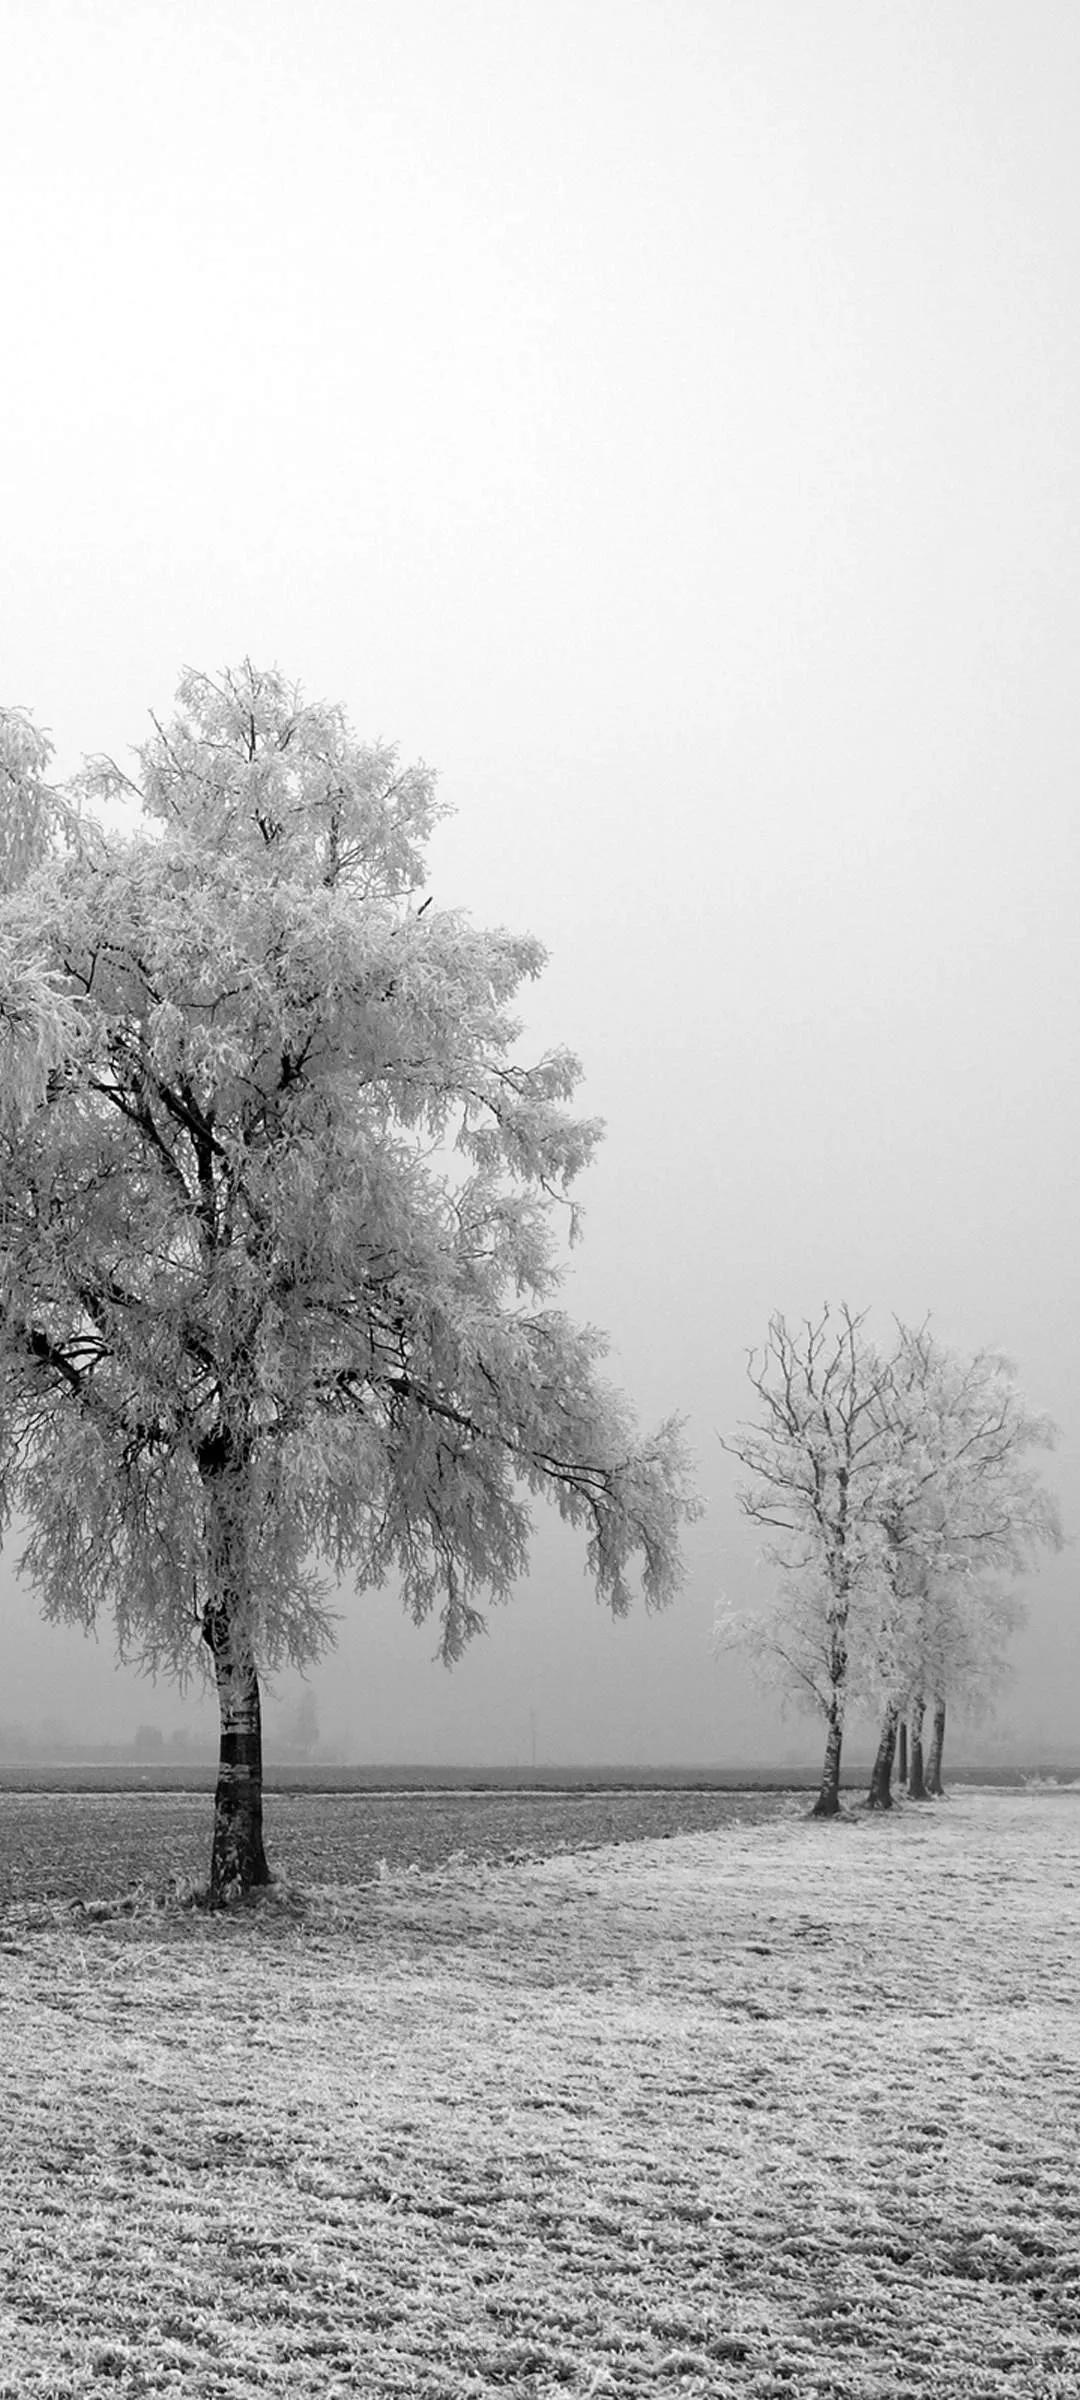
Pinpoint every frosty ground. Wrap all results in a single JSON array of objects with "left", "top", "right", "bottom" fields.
[{"left": 0, "top": 1791, "right": 1076, "bottom": 2398}]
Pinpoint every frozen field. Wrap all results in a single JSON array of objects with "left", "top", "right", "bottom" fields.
[{"left": 0, "top": 1788, "right": 1077, "bottom": 2396}]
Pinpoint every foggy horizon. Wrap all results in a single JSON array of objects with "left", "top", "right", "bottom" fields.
[{"left": 3, "top": 0, "right": 1077, "bottom": 1775}]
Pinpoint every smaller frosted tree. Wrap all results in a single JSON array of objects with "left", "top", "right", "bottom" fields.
[
  {"left": 865, "top": 1328, "right": 1061, "bottom": 1803},
  {"left": 721, "top": 1307, "right": 898, "bottom": 1816},
  {"left": 0, "top": 665, "right": 697, "bottom": 1901},
  {"left": 865, "top": 1563, "right": 1025, "bottom": 1807},
  {"left": 920, "top": 1574, "right": 1024, "bottom": 1796}
]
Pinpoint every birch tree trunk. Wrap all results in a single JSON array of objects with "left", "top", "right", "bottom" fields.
[
  {"left": 867, "top": 1700, "right": 900, "bottom": 1809},
  {"left": 199, "top": 1439, "right": 271, "bottom": 1903},
  {"left": 925, "top": 1697, "right": 947, "bottom": 1796},
  {"left": 907, "top": 1692, "right": 929, "bottom": 1800},
  {"left": 812, "top": 1699, "right": 844, "bottom": 1817},
  {"left": 898, "top": 1719, "right": 908, "bottom": 1785},
  {"left": 202, "top": 1599, "right": 271, "bottom": 1901}
]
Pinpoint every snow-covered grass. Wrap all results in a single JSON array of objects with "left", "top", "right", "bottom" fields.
[{"left": 0, "top": 1790, "right": 1077, "bottom": 2397}]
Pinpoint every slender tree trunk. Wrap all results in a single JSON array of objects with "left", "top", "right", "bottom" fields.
[
  {"left": 898, "top": 1719, "right": 908, "bottom": 1785},
  {"left": 867, "top": 1700, "right": 900, "bottom": 1809},
  {"left": 926, "top": 1697, "right": 947, "bottom": 1796},
  {"left": 199, "top": 1436, "right": 272, "bottom": 1904},
  {"left": 812, "top": 1701, "right": 844, "bottom": 1817},
  {"left": 907, "top": 1693, "right": 929, "bottom": 1800}
]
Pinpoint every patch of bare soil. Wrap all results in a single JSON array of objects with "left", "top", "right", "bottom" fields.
[{"left": 0, "top": 1790, "right": 1077, "bottom": 2396}]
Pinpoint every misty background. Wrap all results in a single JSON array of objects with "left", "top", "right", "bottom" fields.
[{"left": 2, "top": 0, "right": 1077, "bottom": 1768}]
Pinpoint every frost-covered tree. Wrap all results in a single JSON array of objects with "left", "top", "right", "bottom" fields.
[
  {"left": 719, "top": 1306, "right": 1060, "bottom": 1819},
  {"left": 0, "top": 706, "right": 80, "bottom": 889},
  {"left": 0, "top": 709, "right": 87, "bottom": 1121},
  {"left": 721, "top": 1307, "right": 899, "bottom": 1816},
  {"left": 0, "top": 664, "right": 696, "bottom": 1900},
  {"left": 865, "top": 1328, "right": 1060, "bottom": 1805},
  {"left": 865, "top": 1571, "right": 1025, "bottom": 1807}
]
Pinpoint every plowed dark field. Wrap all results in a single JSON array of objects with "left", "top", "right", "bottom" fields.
[{"left": 0, "top": 1785, "right": 801, "bottom": 1906}]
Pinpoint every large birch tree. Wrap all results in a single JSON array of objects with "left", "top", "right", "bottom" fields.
[{"left": 0, "top": 666, "right": 696, "bottom": 1901}]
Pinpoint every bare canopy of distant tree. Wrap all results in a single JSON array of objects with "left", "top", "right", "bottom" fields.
[
  {"left": 0, "top": 668, "right": 697, "bottom": 1901},
  {"left": 718, "top": 1308, "right": 900, "bottom": 1816}
]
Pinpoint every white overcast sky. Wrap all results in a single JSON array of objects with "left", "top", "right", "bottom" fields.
[{"left": 2, "top": 0, "right": 1078, "bottom": 1765}]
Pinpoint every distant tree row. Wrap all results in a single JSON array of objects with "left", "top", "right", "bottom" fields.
[{"left": 718, "top": 1307, "right": 1061, "bottom": 1814}]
